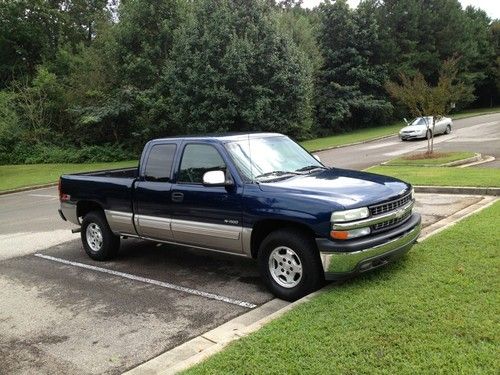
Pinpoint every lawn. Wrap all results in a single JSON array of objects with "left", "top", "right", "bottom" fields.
[
  {"left": 301, "top": 106, "right": 500, "bottom": 152},
  {"left": 184, "top": 201, "right": 500, "bottom": 375},
  {"left": 300, "top": 122, "right": 403, "bottom": 152},
  {"left": 385, "top": 151, "right": 476, "bottom": 166},
  {"left": 0, "top": 161, "right": 137, "bottom": 192},
  {"left": 367, "top": 165, "right": 500, "bottom": 187}
]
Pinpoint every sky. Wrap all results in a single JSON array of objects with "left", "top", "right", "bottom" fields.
[{"left": 301, "top": 0, "right": 500, "bottom": 19}]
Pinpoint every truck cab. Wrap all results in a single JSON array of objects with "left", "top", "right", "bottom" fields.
[{"left": 59, "top": 133, "right": 421, "bottom": 301}]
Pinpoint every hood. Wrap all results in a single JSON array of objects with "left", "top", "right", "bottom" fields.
[
  {"left": 258, "top": 168, "right": 410, "bottom": 209},
  {"left": 400, "top": 125, "right": 426, "bottom": 132}
]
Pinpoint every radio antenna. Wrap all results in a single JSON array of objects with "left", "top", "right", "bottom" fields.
[{"left": 248, "top": 133, "right": 254, "bottom": 183}]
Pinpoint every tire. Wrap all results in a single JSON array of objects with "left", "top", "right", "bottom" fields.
[
  {"left": 445, "top": 125, "right": 451, "bottom": 134},
  {"left": 426, "top": 130, "right": 432, "bottom": 140},
  {"left": 258, "top": 229, "right": 323, "bottom": 301},
  {"left": 81, "top": 211, "right": 120, "bottom": 261}
]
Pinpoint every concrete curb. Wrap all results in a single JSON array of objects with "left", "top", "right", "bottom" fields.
[
  {"left": 0, "top": 182, "right": 58, "bottom": 196},
  {"left": 380, "top": 153, "right": 481, "bottom": 167},
  {"left": 440, "top": 153, "right": 481, "bottom": 167},
  {"left": 414, "top": 185, "right": 500, "bottom": 196},
  {"left": 458, "top": 155, "right": 495, "bottom": 168},
  {"left": 310, "top": 133, "right": 397, "bottom": 153},
  {"left": 418, "top": 196, "right": 498, "bottom": 242}
]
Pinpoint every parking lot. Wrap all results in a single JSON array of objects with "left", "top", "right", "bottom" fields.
[{"left": 0, "top": 188, "right": 493, "bottom": 374}]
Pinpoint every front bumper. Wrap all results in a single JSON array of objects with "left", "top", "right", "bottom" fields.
[
  {"left": 400, "top": 133, "right": 424, "bottom": 140},
  {"left": 317, "top": 213, "right": 421, "bottom": 279}
]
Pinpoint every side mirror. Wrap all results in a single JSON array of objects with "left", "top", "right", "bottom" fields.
[
  {"left": 202, "top": 170, "right": 233, "bottom": 186},
  {"left": 313, "top": 154, "right": 321, "bottom": 162},
  {"left": 403, "top": 118, "right": 409, "bottom": 125}
]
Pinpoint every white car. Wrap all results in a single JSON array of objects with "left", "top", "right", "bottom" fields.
[{"left": 399, "top": 116, "right": 452, "bottom": 141}]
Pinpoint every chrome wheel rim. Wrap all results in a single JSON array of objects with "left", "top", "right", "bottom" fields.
[
  {"left": 268, "top": 246, "right": 302, "bottom": 288},
  {"left": 86, "top": 223, "right": 103, "bottom": 252}
]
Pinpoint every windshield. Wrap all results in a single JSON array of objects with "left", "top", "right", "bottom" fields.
[
  {"left": 410, "top": 117, "right": 432, "bottom": 126},
  {"left": 225, "top": 136, "right": 324, "bottom": 182}
]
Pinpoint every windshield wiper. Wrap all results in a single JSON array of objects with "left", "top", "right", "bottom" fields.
[
  {"left": 295, "top": 165, "right": 327, "bottom": 173},
  {"left": 254, "top": 170, "right": 300, "bottom": 180}
]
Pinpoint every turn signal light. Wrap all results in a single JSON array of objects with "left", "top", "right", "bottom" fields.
[
  {"left": 330, "top": 227, "right": 371, "bottom": 240},
  {"left": 331, "top": 230, "right": 349, "bottom": 240}
]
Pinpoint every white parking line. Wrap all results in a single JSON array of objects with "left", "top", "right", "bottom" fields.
[
  {"left": 34, "top": 253, "right": 257, "bottom": 309},
  {"left": 28, "top": 194, "right": 56, "bottom": 198}
]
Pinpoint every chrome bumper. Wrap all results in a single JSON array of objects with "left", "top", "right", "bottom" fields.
[{"left": 319, "top": 215, "right": 421, "bottom": 277}]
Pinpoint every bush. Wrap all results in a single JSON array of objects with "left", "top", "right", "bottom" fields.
[{"left": 0, "top": 143, "right": 136, "bottom": 165}]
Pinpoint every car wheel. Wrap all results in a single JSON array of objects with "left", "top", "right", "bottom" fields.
[
  {"left": 258, "top": 229, "right": 323, "bottom": 301},
  {"left": 426, "top": 130, "right": 432, "bottom": 140},
  {"left": 81, "top": 211, "right": 120, "bottom": 260},
  {"left": 445, "top": 125, "right": 451, "bottom": 134}
]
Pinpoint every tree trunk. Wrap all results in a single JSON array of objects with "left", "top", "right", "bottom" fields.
[
  {"left": 426, "top": 118, "right": 431, "bottom": 154},
  {"left": 430, "top": 116, "right": 436, "bottom": 153}
]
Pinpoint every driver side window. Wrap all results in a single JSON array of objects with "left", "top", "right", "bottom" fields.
[{"left": 178, "top": 144, "right": 226, "bottom": 184}]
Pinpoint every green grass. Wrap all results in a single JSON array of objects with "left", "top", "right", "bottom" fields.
[
  {"left": 184, "top": 202, "right": 500, "bottom": 375},
  {"left": 367, "top": 165, "right": 500, "bottom": 187},
  {"left": 300, "top": 122, "right": 403, "bottom": 151},
  {"left": 385, "top": 151, "right": 476, "bottom": 166},
  {"left": 451, "top": 106, "right": 500, "bottom": 120},
  {"left": 301, "top": 106, "right": 500, "bottom": 152},
  {"left": 0, "top": 160, "right": 137, "bottom": 192}
]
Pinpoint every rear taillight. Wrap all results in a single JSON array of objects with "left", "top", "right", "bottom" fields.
[{"left": 58, "top": 178, "right": 70, "bottom": 202}]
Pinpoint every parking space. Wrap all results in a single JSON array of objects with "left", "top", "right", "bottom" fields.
[
  {"left": 0, "top": 239, "right": 271, "bottom": 374},
  {"left": 0, "top": 192, "right": 491, "bottom": 374}
]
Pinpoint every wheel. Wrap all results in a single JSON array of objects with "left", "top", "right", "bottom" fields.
[
  {"left": 444, "top": 124, "right": 451, "bottom": 134},
  {"left": 81, "top": 211, "right": 120, "bottom": 260},
  {"left": 426, "top": 130, "right": 432, "bottom": 140},
  {"left": 258, "top": 229, "right": 323, "bottom": 301}
]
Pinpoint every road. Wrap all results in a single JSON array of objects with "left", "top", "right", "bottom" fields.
[
  {"left": 317, "top": 112, "right": 500, "bottom": 170},
  {"left": 0, "top": 112, "right": 498, "bottom": 374}
]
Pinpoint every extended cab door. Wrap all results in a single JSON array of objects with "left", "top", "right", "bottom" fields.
[
  {"left": 134, "top": 142, "right": 177, "bottom": 240},
  {"left": 169, "top": 143, "right": 244, "bottom": 253}
]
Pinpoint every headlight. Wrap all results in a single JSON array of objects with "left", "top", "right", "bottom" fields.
[
  {"left": 410, "top": 187, "right": 415, "bottom": 200},
  {"left": 331, "top": 207, "right": 369, "bottom": 222}
]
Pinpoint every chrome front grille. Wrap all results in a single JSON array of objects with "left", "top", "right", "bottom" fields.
[
  {"left": 370, "top": 192, "right": 412, "bottom": 216},
  {"left": 372, "top": 210, "right": 412, "bottom": 232}
]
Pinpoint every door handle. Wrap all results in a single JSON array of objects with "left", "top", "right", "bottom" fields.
[{"left": 171, "top": 192, "right": 184, "bottom": 203}]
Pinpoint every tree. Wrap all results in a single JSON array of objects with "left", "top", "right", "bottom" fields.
[
  {"left": 162, "top": 0, "right": 313, "bottom": 139},
  {"left": 386, "top": 57, "right": 474, "bottom": 153},
  {"left": 315, "top": 0, "right": 392, "bottom": 134}
]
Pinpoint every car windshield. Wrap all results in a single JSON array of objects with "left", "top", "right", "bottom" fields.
[
  {"left": 225, "top": 136, "right": 324, "bottom": 182},
  {"left": 410, "top": 117, "right": 432, "bottom": 126}
]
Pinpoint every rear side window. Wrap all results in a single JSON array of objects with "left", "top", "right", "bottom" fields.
[
  {"left": 178, "top": 144, "right": 226, "bottom": 184},
  {"left": 144, "top": 144, "right": 177, "bottom": 182}
]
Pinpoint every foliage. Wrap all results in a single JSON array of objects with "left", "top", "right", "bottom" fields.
[
  {"left": 0, "top": 0, "right": 498, "bottom": 164},
  {"left": 162, "top": 0, "right": 313, "bottom": 139},
  {"left": 386, "top": 57, "right": 474, "bottom": 153},
  {"left": 0, "top": 142, "right": 136, "bottom": 165},
  {"left": 315, "top": 0, "right": 393, "bottom": 135}
]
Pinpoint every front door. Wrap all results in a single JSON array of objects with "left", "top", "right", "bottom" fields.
[{"left": 170, "top": 143, "right": 243, "bottom": 253}]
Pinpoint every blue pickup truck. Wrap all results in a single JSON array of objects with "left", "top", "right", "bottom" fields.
[{"left": 58, "top": 133, "right": 421, "bottom": 301}]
